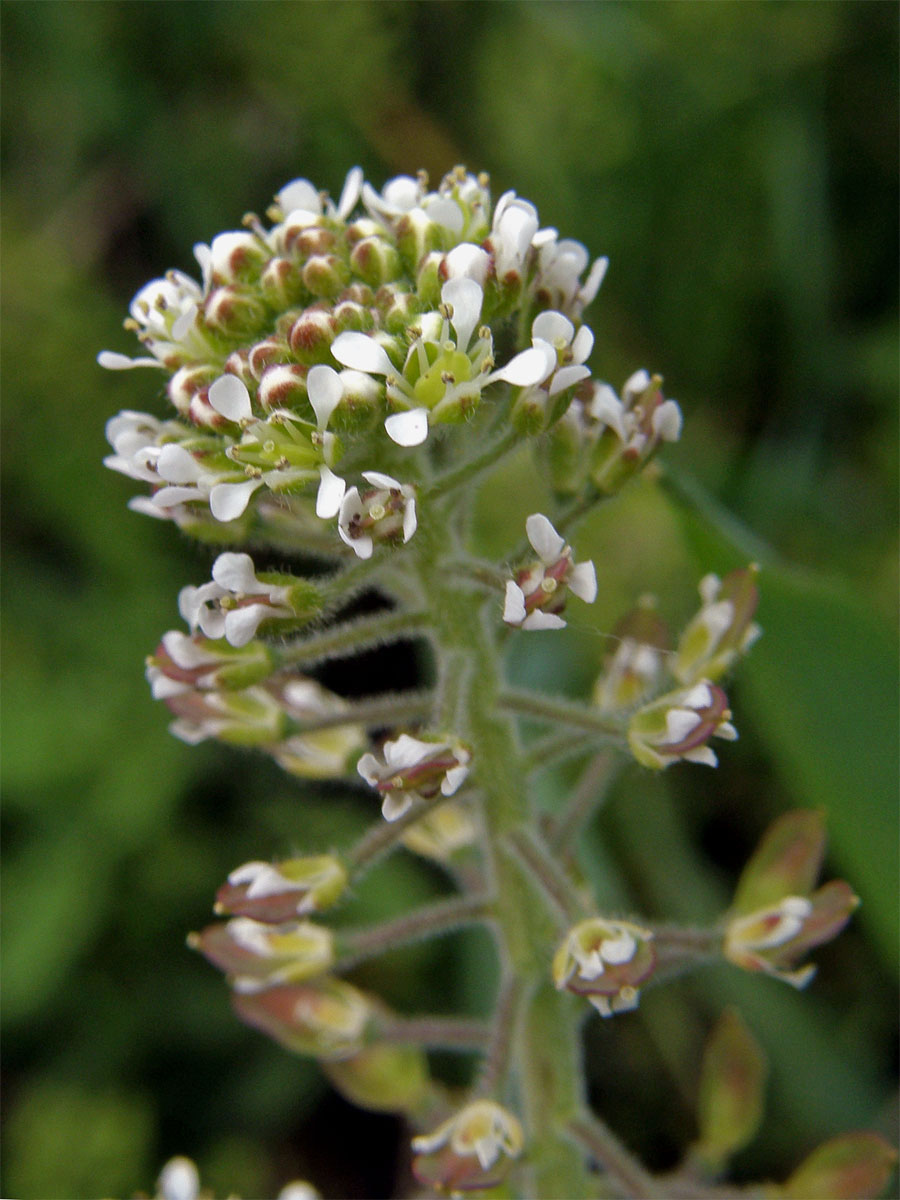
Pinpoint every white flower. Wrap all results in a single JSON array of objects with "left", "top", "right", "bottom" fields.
[
  {"left": 338, "top": 471, "right": 417, "bottom": 559},
  {"left": 590, "top": 370, "right": 682, "bottom": 451},
  {"left": 533, "top": 229, "right": 608, "bottom": 314},
  {"left": 275, "top": 166, "right": 364, "bottom": 223},
  {"left": 503, "top": 513, "right": 597, "bottom": 631},
  {"left": 490, "top": 191, "right": 539, "bottom": 281},
  {"left": 357, "top": 734, "right": 470, "bottom": 822},
  {"left": 99, "top": 269, "right": 216, "bottom": 370},
  {"left": 178, "top": 552, "right": 297, "bottom": 647},
  {"left": 157, "top": 1157, "right": 200, "bottom": 1200}
]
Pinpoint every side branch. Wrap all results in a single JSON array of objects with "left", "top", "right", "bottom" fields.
[
  {"left": 337, "top": 893, "right": 493, "bottom": 968},
  {"left": 499, "top": 687, "right": 626, "bottom": 742},
  {"left": 275, "top": 608, "right": 431, "bottom": 668}
]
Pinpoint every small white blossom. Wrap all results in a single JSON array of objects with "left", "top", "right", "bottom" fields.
[
  {"left": 504, "top": 513, "right": 597, "bottom": 631},
  {"left": 358, "top": 734, "right": 470, "bottom": 822},
  {"left": 338, "top": 472, "right": 417, "bottom": 559},
  {"left": 178, "top": 552, "right": 297, "bottom": 647}
]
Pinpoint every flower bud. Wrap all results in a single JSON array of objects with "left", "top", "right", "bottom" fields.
[
  {"left": 357, "top": 733, "right": 471, "bottom": 821},
  {"left": 259, "top": 255, "right": 305, "bottom": 308},
  {"left": 301, "top": 254, "right": 350, "bottom": 299},
  {"left": 257, "top": 363, "right": 308, "bottom": 412},
  {"left": 232, "top": 978, "right": 371, "bottom": 1059},
  {"left": 779, "top": 1133, "right": 898, "bottom": 1200},
  {"left": 156, "top": 1156, "right": 200, "bottom": 1200},
  {"left": 147, "top": 631, "right": 275, "bottom": 693},
  {"left": 412, "top": 1100, "right": 524, "bottom": 1193},
  {"left": 692, "top": 1009, "right": 767, "bottom": 1172},
  {"left": 215, "top": 856, "right": 348, "bottom": 922},
  {"left": 401, "top": 800, "right": 478, "bottom": 861},
  {"left": 724, "top": 882, "right": 859, "bottom": 989},
  {"left": 628, "top": 680, "right": 737, "bottom": 769},
  {"left": 349, "top": 235, "right": 402, "bottom": 287},
  {"left": 675, "top": 565, "right": 761, "bottom": 685},
  {"left": 204, "top": 285, "right": 267, "bottom": 336},
  {"left": 732, "top": 810, "right": 827, "bottom": 916},
  {"left": 553, "top": 918, "right": 656, "bottom": 1016},
  {"left": 289, "top": 307, "right": 337, "bottom": 364},
  {"left": 207, "top": 230, "right": 268, "bottom": 285},
  {"left": 164, "top": 684, "right": 288, "bottom": 747},
  {"left": 593, "top": 598, "right": 669, "bottom": 714},
  {"left": 324, "top": 1042, "right": 429, "bottom": 1113},
  {"left": 396, "top": 209, "right": 450, "bottom": 274},
  {"left": 190, "top": 917, "right": 335, "bottom": 991},
  {"left": 376, "top": 285, "right": 421, "bottom": 334},
  {"left": 589, "top": 372, "right": 682, "bottom": 495},
  {"left": 167, "top": 364, "right": 219, "bottom": 418}
]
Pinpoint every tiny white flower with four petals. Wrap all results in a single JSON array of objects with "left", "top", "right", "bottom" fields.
[{"left": 504, "top": 514, "right": 597, "bottom": 631}]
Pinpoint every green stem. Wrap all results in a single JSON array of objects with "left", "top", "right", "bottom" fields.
[
  {"left": 568, "top": 1112, "right": 663, "bottom": 1199},
  {"left": 548, "top": 751, "right": 622, "bottom": 854},
  {"left": 289, "top": 690, "right": 434, "bottom": 733},
  {"left": 523, "top": 731, "right": 593, "bottom": 774},
  {"left": 505, "top": 827, "right": 588, "bottom": 924},
  {"left": 348, "top": 789, "right": 473, "bottom": 876},
  {"left": 274, "top": 608, "right": 430, "bottom": 668},
  {"left": 337, "top": 893, "right": 492, "bottom": 967},
  {"left": 376, "top": 1014, "right": 492, "bottom": 1052},
  {"left": 500, "top": 686, "right": 627, "bottom": 741}
]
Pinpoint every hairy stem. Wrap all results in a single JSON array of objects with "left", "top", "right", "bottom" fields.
[
  {"left": 500, "top": 686, "right": 626, "bottom": 740},
  {"left": 275, "top": 607, "right": 430, "bottom": 668},
  {"left": 337, "top": 893, "right": 492, "bottom": 968}
]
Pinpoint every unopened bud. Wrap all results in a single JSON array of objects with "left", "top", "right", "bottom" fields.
[
  {"left": 190, "top": 917, "right": 335, "bottom": 991},
  {"left": 204, "top": 286, "right": 267, "bottom": 336},
  {"left": 780, "top": 1133, "right": 898, "bottom": 1200},
  {"left": 301, "top": 254, "right": 350, "bottom": 299},
  {"left": 675, "top": 565, "right": 761, "bottom": 685},
  {"left": 324, "top": 1042, "right": 428, "bottom": 1113},
  {"left": 349, "top": 235, "right": 402, "bottom": 288},
  {"left": 215, "top": 856, "right": 348, "bottom": 922},
  {"left": 232, "top": 978, "right": 371, "bottom": 1059},
  {"left": 593, "top": 598, "right": 669, "bottom": 714},
  {"left": 259, "top": 255, "right": 304, "bottom": 307},
  {"left": 692, "top": 1009, "right": 767, "bottom": 1171},
  {"left": 289, "top": 308, "right": 337, "bottom": 364}
]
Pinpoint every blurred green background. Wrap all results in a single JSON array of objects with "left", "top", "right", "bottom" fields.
[{"left": 2, "top": 2, "right": 897, "bottom": 1197}]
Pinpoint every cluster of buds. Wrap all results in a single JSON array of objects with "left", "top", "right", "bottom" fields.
[
  {"left": 146, "top": 634, "right": 365, "bottom": 775},
  {"left": 553, "top": 918, "right": 657, "bottom": 1016},
  {"left": 412, "top": 1099, "right": 525, "bottom": 1193},
  {"left": 723, "top": 810, "right": 859, "bottom": 988},
  {"left": 503, "top": 513, "right": 597, "bottom": 631},
  {"left": 357, "top": 733, "right": 471, "bottom": 821},
  {"left": 102, "top": 166, "right": 610, "bottom": 550},
  {"left": 590, "top": 566, "right": 760, "bottom": 771}
]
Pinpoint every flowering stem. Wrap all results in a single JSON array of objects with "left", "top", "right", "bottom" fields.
[
  {"left": 547, "top": 751, "right": 622, "bottom": 854},
  {"left": 499, "top": 686, "right": 626, "bottom": 741},
  {"left": 348, "top": 789, "right": 473, "bottom": 877},
  {"left": 337, "top": 893, "right": 493, "bottom": 968},
  {"left": 567, "top": 1112, "right": 663, "bottom": 1199},
  {"left": 274, "top": 608, "right": 430, "bottom": 668},
  {"left": 377, "top": 1015, "right": 492, "bottom": 1052},
  {"left": 290, "top": 689, "right": 434, "bottom": 732},
  {"left": 475, "top": 973, "right": 527, "bottom": 1097}
]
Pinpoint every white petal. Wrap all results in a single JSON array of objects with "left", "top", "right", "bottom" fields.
[
  {"left": 224, "top": 604, "right": 270, "bottom": 647},
  {"left": 549, "top": 364, "right": 591, "bottom": 397},
  {"left": 402, "top": 497, "right": 417, "bottom": 543},
  {"left": 158, "top": 1157, "right": 200, "bottom": 1200},
  {"left": 336, "top": 166, "right": 363, "bottom": 219},
  {"left": 502, "top": 582, "right": 527, "bottom": 625},
  {"left": 569, "top": 560, "right": 598, "bottom": 603},
  {"left": 385, "top": 408, "right": 429, "bottom": 447},
  {"left": 209, "top": 479, "right": 261, "bottom": 522},
  {"left": 212, "top": 552, "right": 262, "bottom": 594},
  {"left": 193, "top": 242, "right": 212, "bottom": 290},
  {"left": 532, "top": 311, "right": 574, "bottom": 346},
  {"left": 157, "top": 444, "right": 202, "bottom": 484},
  {"left": 148, "top": 671, "right": 190, "bottom": 700},
  {"left": 665, "top": 708, "right": 702, "bottom": 744},
  {"left": 361, "top": 470, "right": 401, "bottom": 490},
  {"left": 97, "top": 350, "right": 163, "bottom": 370},
  {"left": 522, "top": 611, "right": 567, "bottom": 631},
  {"left": 347, "top": 533, "right": 373, "bottom": 559},
  {"left": 356, "top": 752, "right": 382, "bottom": 788},
  {"left": 571, "top": 324, "right": 595, "bottom": 363},
  {"left": 197, "top": 608, "right": 227, "bottom": 641},
  {"left": 385, "top": 733, "right": 436, "bottom": 769},
  {"left": 682, "top": 746, "right": 718, "bottom": 767},
  {"left": 330, "top": 331, "right": 395, "bottom": 376},
  {"left": 683, "top": 682, "right": 713, "bottom": 709},
  {"left": 589, "top": 384, "right": 628, "bottom": 441},
  {"left": 493, "top": 343, "right": 556, "bottom": 388},
  {"left": 600, "top": 932, "right": 637, "bottom": 964},
  {"left": 127, "top": 496, "right": 174, "bottom": 519},
  {"left": 579, "top": 256, "right": 609, "bottom": 305},
  {"left": 208, "top": 374, "right": 253, "bottom": 422},
  {"left": 151, "top": 485, "right": 203, "bottom": 507},
  {"left": 441, "top": 764, "right": 469, "bottom": 796},
  {"left": 441, "top": 277, "right": 483, "bottom": 352},
  {"left": 162, "top": 629, "right": 218, "bottom": 667},
  {"left": 382, "top": 792, "right": 414, "bottom": 822},
  {"left": 443, "top": 243, "right": 490, "bottom": 285},
  {"left": 277, "top": 178, "right": 322, "bottom": 215},
  {"left": 316, "top": 465, "right": 346, "bottom": 519},
  {"left": 623, "top": 369, "right": 652, "bottom": 401},
  {"left": 424, "top": 196, "right": 464, "bottom": 234},
  {"left": 652, "top": 399, "right": 683, "bottom": 442},
  {"left": 526, "top": 513, "right": 566, "bottom": 562},
  {"left": 171, "top": 302, "right": 198, "bottom": 342},
  {"left": 306, "top": 364, "right": 343, "bottom": 429}
]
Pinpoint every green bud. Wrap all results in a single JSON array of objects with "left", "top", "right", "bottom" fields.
[
  {"left": 204, "top": 286, "right": 267, "bottom": 336},
  {"left": 232, "top": 978, "right": 371, "bottom": 1059},
  {"left": 692, "top": 1009, "right": 767, "bottom": 1172},
  {"left": 324, "top": 1042, "right": 429, "bottom": 1113},
  {"left": 301, "top": 254, "right": 350, "bottom": 299},
  {"left": 780, "top": 1134, "right": 898, "bottom": 1200},
  {"left": 349, "top": 236, "right": 402, "bottom": 288},
  {"left": 215, "top": 856, "right": 348, "bottom": 921}
]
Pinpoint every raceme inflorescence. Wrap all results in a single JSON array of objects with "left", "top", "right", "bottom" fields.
[{"left": 102, "top": 167, "right": 891, "bottom": 1199}]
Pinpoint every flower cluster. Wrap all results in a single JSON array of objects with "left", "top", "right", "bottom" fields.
[{"left": 102, "top": 166, "right": 607, "bottom": 552}]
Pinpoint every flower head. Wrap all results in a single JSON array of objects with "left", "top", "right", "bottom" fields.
[
  {"left": 589, "top": 371, "right": 682, "bottom": 494},
  {"left": 627, "top": 680, "right": 737, "bottom": 769},
  {"left": 357, "top": 733, "right": 471, "bottom": 821},
  {"left": 503, "top": 513, "right": 597, "bottom": 630},
  {"left": 553, "top": 918, "right": 656, "bottom": 1016},
  {"left": 412, "top": 1099, "right": 524, "bottom": 1193}
]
